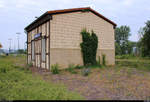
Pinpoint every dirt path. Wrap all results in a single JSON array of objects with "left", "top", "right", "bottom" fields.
[{"left": 30, "top": 67, "right": 150, "bottom": 100}]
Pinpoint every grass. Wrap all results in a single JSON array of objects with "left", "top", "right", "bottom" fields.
[
  {"left": 51, "top": 57, "right": 150, "bottom": 100},
  {"left": 116, "top": 56, "right": 150, "bottom": 72},
  {"left": 64, "top": 63, "right": 102, "bottom": 75},
  {"left": 51, "top": 64, "right": 60, "bottom": 74},
  {"left": 65, "top": 64, "right": 78, "bottom": 74},
  {"left": 1, "top": 54, "right": 150, "bottom": 100},
  {"left": 0, "top": 55, "right": 84, "bottom": 100}
]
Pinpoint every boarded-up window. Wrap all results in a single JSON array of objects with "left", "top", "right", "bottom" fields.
[
  {"left": 42, "top": 38, "right": 46, "bottom": 62},
  {"left": 31, "top": 41, "right": 35, "bottom": 60}
]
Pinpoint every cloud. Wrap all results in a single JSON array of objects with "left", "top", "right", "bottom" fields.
[
  {"left": 0, "top": 0, "right": 150, "bottom": 49},
  {"left": 0, "top": 0, "right": 5, "bottom": 8}
]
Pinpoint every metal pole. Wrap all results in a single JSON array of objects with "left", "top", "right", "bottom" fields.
[
  {"left": 16, "top": 32, "right": 21, "bottom": 53},
  {"left": 8, "top": 38, "right": 12, "bottom": 53},
  {"left": 14, "top": 40, "right": 16, "bottom": 53},
  {"left": 24, "top": 42, "right": 26, "bottom": 51}
]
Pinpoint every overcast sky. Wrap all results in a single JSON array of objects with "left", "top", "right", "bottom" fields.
[{"left": 0, "top": 0, "right": 149, "bottom": 50}]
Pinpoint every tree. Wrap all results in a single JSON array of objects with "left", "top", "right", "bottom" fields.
[
  {"left": 115, "top": 26, "right": 131, "bottom": 55},
  {"left": 138, "top": 20, "right": 150, "bottom": 57},
  {"left": 127, "top": 41, "right": 137, "bottom": 54},
  {"left": 0, "top": 43, "right": 2, "bottom": 49},
  {"left": 18, "top": 49, "right": 26, "bottom": 54},
  {"left": 115, "top": 42, "right": 121, "bottom": 55}
]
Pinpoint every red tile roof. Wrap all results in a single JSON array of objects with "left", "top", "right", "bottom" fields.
[
  {"left": 25, "top": 7, "right": 117, "bottom": 31},
  {"left": 47, "top": 7, "right": 117, "bottom": 26}
]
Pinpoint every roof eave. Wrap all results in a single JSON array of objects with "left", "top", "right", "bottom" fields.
[
  {"left": 24, "top": 12, "right": 48, "bottom": 31},
  {"left": 25, "top": 7, "right": 117, "bottom": 32}
]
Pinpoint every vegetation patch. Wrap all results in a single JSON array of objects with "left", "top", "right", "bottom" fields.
[
  {"left": 0, "top": 56, "right": 83, "bottom": 100},
  {"left": 80, "top": 29, "right": 98, "bottom": 66},
  {"left": 102, "top": 54, "right": 106, "bottom": 66},
  {"left": 51, "top": 64, "right": 60, "bottom": 74},
  {"left": 116, "top": 57, "right": 150, "bottom": 72},
  {"left": 66, "top": 64, "right": 78, "bottom": 74},
  {"left": 75, "top": 65, "right": 84, "bottom": 69}
]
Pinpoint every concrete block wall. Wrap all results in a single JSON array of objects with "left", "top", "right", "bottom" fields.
[
  {"left": 50, "top": 11, "right": 115, "bottom": 50},
  {"left": 50, "top": 11, "right": 115, "bottom": 68},
  {"left": 27, "top": 10, "right": 115, "bottom": 69}
]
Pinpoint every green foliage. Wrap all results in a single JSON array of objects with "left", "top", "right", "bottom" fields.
[
  {"left": 80, "top": 29, "right": 98, "bottom": 66},
  {"left": 75, "top": 65, "right": 84, "bottom": 69},
  {"left": 27, "top": 62, "right": 33, "bottom": 67},
  {"left": 0, "top": 56, "right": 83, "bottom": 100},
  {"left": 138, "top": 20, "right": 150, "bottom": 57},
  {"left": 116, "top": 59, "right": 150, "bottom": 72},
  {"left": 0, "top": 43, "right": 2, "bottom": 48},
  {"left": 116, "top": 54, "right": 135, "bottom": 59},
  {"left": 115, "top": 42, "right": 122, "bottom": 55},
  {"left": 115, "top": 26, "right": 131, "bottom": 45},
  {"left": 25, "top": 63, "right": 33, "bottom": 71},
  {"left": 0, "top": 67, "right": 7, "bottom": 73},
  {"left": 115, "top": 26, "right": 133, "bottom": 55},
  {"left": 17, "top": 49, "right": 26, "bottom": 54},
  {"left": 127, "top": 41, "right": 135, "bottom": 54},
  {"left": 96, "top": 56, "right": 101, "bottom": 67},
  {"left": 51, "top": 64, "right": 59, "bottom": 74},
  {"left": 102, "top": 54, "right": 106, "bottom": 66},
  {"left": 66, "top": 64, "right": 78, "bottom": 74}
]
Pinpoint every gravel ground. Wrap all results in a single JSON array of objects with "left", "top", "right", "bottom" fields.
[{"left": 30, "top": 67, "right": 150, "bottom": 100}]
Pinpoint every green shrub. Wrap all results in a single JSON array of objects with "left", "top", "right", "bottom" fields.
[
  {"left": 96, "top": 56, "right": 101, "bottom": 67},
  {"left": 28, "top": 62, "right": 33, "bottom": 67},
  {"left": 115, "top": 54, "right": 135, "bottom": 59},
  {"left": 75, "top": 65, "right": 84, "bottom": 69},
  {"left": 51, "top": 64, "right": 59, "bottom": 74},
  {"left": 80, "top": 29, "right": 98, "bottom": 66},
  {"left": 25, "top": 62, "right": 33, "bottom": 70},
  {"left": 0, "top": 67, "right": 6, "bottom": 73},
  {"left": 0, "top": 64, "right": 12, "bottom": 73},
  {"left": 66, "top": 64, "right": 78, "bottom": 74},
  {"left": 102, "top": 54, "right": 106, "bottom": 66}
]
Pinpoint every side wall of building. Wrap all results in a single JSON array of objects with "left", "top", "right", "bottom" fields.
[
  {"left": 50, "top": 11, "right": 115, "bottom": 69},
  {"left": 27, "top": 20, "right": 50, "bottom": 69}
]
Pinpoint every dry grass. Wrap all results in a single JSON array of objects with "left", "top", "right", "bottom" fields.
[
  {"left": 33, "top": 62, "right": 150, "bottom": 100},
  {"left": 5, "top": 55, "right": 150, "bottom": 100}
]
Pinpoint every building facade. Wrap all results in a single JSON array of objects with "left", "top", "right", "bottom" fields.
[{"left": 25, "top": 7, "right": 117, "bottom": 70}]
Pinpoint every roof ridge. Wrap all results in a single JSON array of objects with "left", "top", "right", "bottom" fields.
[
  {"left": 25, "top": 7, "right": 116, "bottom": 31},
  {"left": 46, "top": 7, "right": 116, "bottom": 27},
  {"left": 47, "top": 7, "right": 91, "bottom": 12}
]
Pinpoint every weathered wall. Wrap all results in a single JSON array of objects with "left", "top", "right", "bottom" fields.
[
  {"left": 50, "top": 48, "right": 83, "bottom": 69},
  {"left": 27, "top": 20, "right": 50, "bottom": 69},
  {"left": 50, "top": 11, "right": 115, "bottom": 69}
]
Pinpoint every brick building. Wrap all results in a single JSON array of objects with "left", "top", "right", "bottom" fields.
[{"left": 25, "top": 7, "right": 117, "bottom": 70}]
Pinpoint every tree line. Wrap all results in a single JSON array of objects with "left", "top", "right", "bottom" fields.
[{"left": 115, "top": 20, "right": 150, "bottom": 57}]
